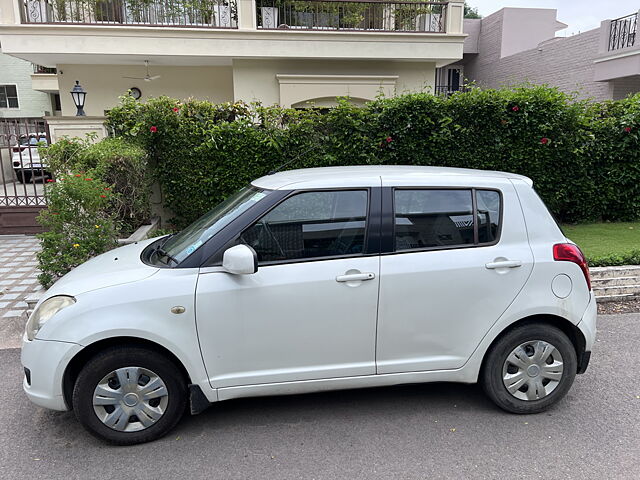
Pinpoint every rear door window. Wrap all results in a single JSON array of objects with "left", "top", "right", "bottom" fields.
[{"left": 393, "top": 189, "right": 502, "bottom": 252}]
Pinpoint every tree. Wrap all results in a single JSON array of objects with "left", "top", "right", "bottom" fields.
[{"left": 464, "top": 2, "right": 482, "bottom": 19}]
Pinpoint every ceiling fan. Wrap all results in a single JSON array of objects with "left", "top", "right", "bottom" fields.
[{"left": 123, "top": 60, "right": 161, "bottom": 82}]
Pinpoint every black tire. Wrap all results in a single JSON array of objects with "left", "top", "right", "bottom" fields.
[
  {"left": 16, "top": 170, "right": 31, "bottom": 183},
  {"left": 481, "top": 323, "right": 577, "bottom": 414},
  {"left": 72, "top": 346, "right": 187, "bottom": 445}
]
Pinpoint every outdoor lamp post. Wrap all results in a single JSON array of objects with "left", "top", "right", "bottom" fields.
[{"left": 70, "top": 80, "right": 87, "bottom": 116}]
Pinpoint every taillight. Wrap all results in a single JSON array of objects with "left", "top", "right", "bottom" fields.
[
  {"left": 553, "top": 243, "right": 591, "bottom": 290},
  {"left": 12, "top": 146, "right": 26, "bottom": 153}
]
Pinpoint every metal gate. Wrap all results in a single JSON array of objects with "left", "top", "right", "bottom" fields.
[{"left": 0, "top": 118, "right": 51, "bottom": 234}]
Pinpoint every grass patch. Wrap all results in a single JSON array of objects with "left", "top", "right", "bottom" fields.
[{"left": 562, "top": 222, "right": 640, "bottom": 266}]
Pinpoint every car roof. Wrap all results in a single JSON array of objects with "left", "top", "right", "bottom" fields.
[{"left": 252, "top": 166, "right": 533, "bottom": 190}]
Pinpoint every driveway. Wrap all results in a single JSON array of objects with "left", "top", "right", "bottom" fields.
[
  {"left": 0, "top": 314, "right": 638, "bottom": 480},
  {"left": 0, "top": 235, "right": 42, "bottom": 349}
]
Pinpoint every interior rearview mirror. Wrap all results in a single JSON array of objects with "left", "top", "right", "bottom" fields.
[{"left": 222, "top": 244, "right": 258, "bottom": 275}]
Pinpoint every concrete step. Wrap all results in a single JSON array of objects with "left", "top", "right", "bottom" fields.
[
  {"left": 593, "top": 284, "right": 640, "bottom": 298},
  {"left": 592, "top": 276, "right": 640, "bottom": 287},
  {"left": 590, "top": 266, "right": 640, "bottom": 279},
  {"left": 595, "top": 293, "right": 639, "bottom": 303}
]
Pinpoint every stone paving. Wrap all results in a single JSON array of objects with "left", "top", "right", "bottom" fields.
[{"left": 0, "top": 235, "right": 43, "bottom": 348}]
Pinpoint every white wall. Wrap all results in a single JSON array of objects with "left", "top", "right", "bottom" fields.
[
  {"left": 0, "top": 53, "right": 53, "bottom": 118},
  {"left": 463, "top": 15, "right": 614, "bottom": 101},
  {"left": 57, "top": 65, "right": 234, "bottom": 116},
  {"left": 232, "top": 59, "right": 436, "bottom": 106}
]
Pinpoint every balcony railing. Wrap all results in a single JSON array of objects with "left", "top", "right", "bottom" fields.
[
  {"left": 33, "top": 64, "right": 57, "bottom": 74},
  {"left": 609, "top": 12, "right": 637, "bottom": 51},
  {"left": 256, "top": 0, "right": 447, "bottom": 32},
  {"left": 20, "top": 0, "right": 238, "bottom": 28}
]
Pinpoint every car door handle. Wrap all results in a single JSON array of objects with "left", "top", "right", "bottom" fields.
[
  {"left": 485, "top": 260, "right": 522, "bottom": 269},
  {"left": 336, "top": 272, "right": 376, "bottom": 282}
]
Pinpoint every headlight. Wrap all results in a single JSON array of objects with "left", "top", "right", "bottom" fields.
[{"left": 25, "top": 295, "right": 75, "bottom": 341}]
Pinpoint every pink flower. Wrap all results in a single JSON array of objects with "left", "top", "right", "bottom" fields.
[
  {"left": 512, "top": 106, "right": 520, "bottom": 112},
  {"left": 75, "top": 174, "right": 82, "bottom": 177},
  {"left": 540, "top": 137, "right": 550, "bottom": 145},
  {"left": 100, "top": 194, "right": 107, "bottom": 198},
  {"left": 150, "top": 126, "right": 158, "bottom": 133},
  {"left": 85, "top": 178, "right": 93, "bottom": 181},
  {"left": 624, "top": 126, "right": 632, "bottom": 133},
  {"left": 46, "top": 179, "right": 55, "bottom": 183},
  {"left": 173, "top": 107, "right": 180, "bottom": 113},
  {"left": 386, "top": 136, "right": 393, "bottom": 143}
]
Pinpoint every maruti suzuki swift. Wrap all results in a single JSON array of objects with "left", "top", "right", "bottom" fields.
[{"left": 22, "top": 166, "right": 596, "bottom": 445}]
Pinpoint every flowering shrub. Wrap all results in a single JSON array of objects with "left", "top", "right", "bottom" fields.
[
  {"left": 43, "top": 136, "right": 150, "bottom": 235},
  {"left": 105, "top": 87, "right": 640, "bottom": 227},
  {"left": 36, "top": 173, "right": 119, "bottom": 288}
]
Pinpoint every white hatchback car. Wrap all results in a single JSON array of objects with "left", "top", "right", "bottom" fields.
[
  {"left": 22, "top": 166, "right": 596, "bottom": 445},
  {"left": 11, "top": 133, "right": 49, "bottom": 183}
]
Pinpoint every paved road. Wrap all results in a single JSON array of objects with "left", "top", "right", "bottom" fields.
[{"left": 1, "top": 314, "right": 638, "bottom": 480}]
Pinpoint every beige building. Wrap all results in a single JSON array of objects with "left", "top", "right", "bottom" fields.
[
  {"left": 0, "top": 0, "right": 466, "bottom": 116},
  {"left": 437, "top": 7, "right": 640, "bottom": 102}
]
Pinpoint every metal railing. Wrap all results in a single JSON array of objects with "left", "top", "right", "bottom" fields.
[
  {"left": 256, "top": 0, "right": 448, "bottom": 32},
  {"left": 0, "top": 118, "right": 50, "bottom": 209},
  {"left": 434, "top": 85, "right": 467, "bottom": 96},
  {"left": 33, "top": 64, "right": 57, "bottom": 74},
  {"left": 20, "top": 0, "right": 238, "bottom": 28},
  {"left": 609, "top": 12, "right": 637, "bottom": 51}
]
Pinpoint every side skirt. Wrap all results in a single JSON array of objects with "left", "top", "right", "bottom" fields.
[{"left": 216, "top": 367, "right": 476, "bottom": 402}]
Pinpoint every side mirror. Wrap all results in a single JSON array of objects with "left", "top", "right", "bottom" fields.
[{"left": 222, "top": 244, "right": 258, "bottom": 275}]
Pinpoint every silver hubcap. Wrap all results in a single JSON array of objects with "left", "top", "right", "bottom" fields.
[
  {"left": 92, "top": 367, "right": 169, "bottom": 432},
  {"left": 502, "top": 340, "right": 564, "bottom": 401}
]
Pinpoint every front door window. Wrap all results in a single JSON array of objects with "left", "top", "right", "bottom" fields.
[{"left": 241, "top": 189, "right": 369, "bottom": 263}]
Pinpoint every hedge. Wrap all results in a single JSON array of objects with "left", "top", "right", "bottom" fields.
[{"left": 105, "top": 87, "right": 640, "bottom": 229}]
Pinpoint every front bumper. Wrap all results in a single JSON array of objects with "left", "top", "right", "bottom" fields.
[{"left": 21, "top": 336, "right": 82, "bottom": 411}]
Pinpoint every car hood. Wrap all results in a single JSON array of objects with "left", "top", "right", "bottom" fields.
[{"left": 44, "top": 238, "right": 160, "bottom": 299}]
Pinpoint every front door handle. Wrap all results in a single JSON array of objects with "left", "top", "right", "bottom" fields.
[
  {"left": 336, "top": 272, "right": 376, "bottom": 282},
  {"left": 485, "top": 260, "right": 522, "bottom": 269}
]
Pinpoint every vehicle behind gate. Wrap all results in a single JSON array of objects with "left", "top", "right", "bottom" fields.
[
  {"left": 20, "top": 166, "right": 597, "bottom": 445},
  {"left": 0, "top": 117, "right": 50, "bottom": 234}
]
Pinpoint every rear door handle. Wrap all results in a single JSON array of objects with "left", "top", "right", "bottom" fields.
[
  {"left": 336, "top": 272, "right": 376, "bottom": 282},
  {"left": 485, "top": 260, "right": 522, "bottom": 269}
]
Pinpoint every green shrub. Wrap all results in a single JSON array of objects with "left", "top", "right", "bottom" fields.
[
  {"left": 43, "top": 136, "right": 150, "bottom": 234},
  {"left": 36, "top": 173, "right": 119, "bottom": 288},
  {"left": 588, "top": 250, "right": 640, "bottom": 267}
]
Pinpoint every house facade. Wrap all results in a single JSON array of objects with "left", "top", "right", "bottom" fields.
[
  {"left": 0, "top": 52, "right": 59, "bottom": 117},
  {"left": 0, "top": 0, "right": 466, "bottom": 116},
  {"left": 437, "top": 7, "right": 640, "bottom": 102}
]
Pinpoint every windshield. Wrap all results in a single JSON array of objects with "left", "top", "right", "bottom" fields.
[{"left": 161, "top": 186, "right": 268, "bottom": 264}]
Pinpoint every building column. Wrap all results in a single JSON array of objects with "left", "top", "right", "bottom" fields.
[
  {"left": 446, "top": 0, "right": 464, "bottom": 34},
  {"left": 237, "top": 0, "right": 256, "bottom": 30}
]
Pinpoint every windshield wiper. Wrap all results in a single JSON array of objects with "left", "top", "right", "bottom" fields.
[{"left": 155, "top": 247, "right": 178, "bottom": 266}]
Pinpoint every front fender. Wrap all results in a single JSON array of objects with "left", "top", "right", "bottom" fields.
[{"left": 36, "top": 268, "right": 215, "bottom": 402}]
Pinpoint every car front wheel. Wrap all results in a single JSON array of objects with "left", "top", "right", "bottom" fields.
[
  {"left": 481, "top": 323, "right": 577, "bottom": 414},
  {"left": 72, "top": 346, "right": 187, "bottom": 445}
]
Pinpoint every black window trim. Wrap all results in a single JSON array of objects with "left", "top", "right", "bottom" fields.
[
  {"left": 205, "top": 186, "right": 381, "bottom": 268},
  {"left": 0, "top": 84, "right": 19, "bottom": 109},
  {"left": 382, "top": 186, "right": 504, "bottom": 256}
]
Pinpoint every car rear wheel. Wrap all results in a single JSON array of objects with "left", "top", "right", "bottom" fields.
[
  {"left": 15, "top": 170, "right": 31, "bottom": 183},
  {"left": 481, "top": 324, "right": 577, "bottom": 414},
  {"left": 72, "top": 346, "right": 187, "bottom": 445}
]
